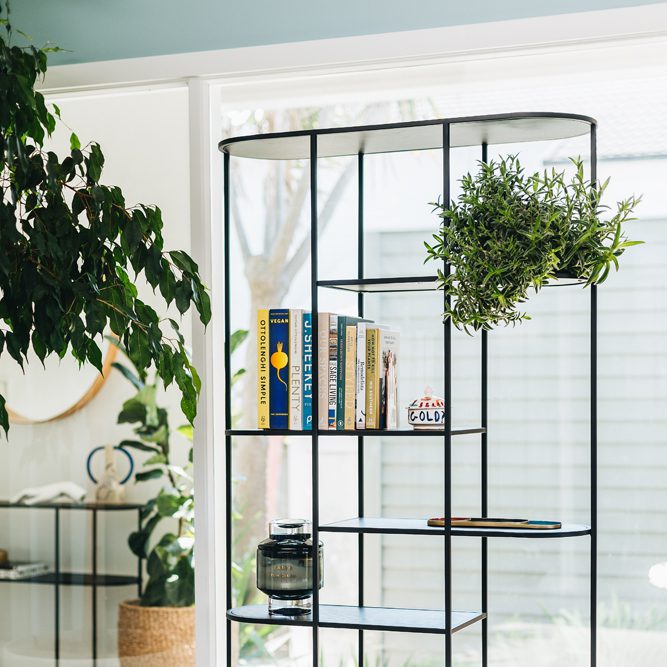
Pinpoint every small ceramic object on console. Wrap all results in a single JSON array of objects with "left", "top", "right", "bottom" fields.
[
  {"left": 86, "top": 444, "right": 134, "bottom": 504},
  {"left": 407, "top": 386, "right": 445, "bottom": 430}
]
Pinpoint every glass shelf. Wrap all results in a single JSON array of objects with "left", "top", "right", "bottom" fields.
[
  {"left": 227, "top": 428, "right": 485, "bottom": 437},
  {"left": 320, "top": 517, "right": 592, "bottom": 539},
  {"left": 1, "top": 573, "right": 140, "bottom": 586},
  {"left": 317, "top": 272, "right": 584, "bottom": 293},
  {"left": 318, "top": 276, "right": 438, "bottom": 293},
  {"left": 219, "top": 112, "right": 594, "bottom": 160},
  {"left": 227, "top": 604, "right": 485, "bottom": 634},
  {"left": 0, "top": 501, "right": 145, "bottom": 511}
]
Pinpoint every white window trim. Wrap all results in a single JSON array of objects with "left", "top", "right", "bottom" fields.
[{"left": 36, "top": 7, "right": 667, "bottom": 666}]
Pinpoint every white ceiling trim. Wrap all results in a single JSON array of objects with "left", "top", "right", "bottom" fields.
[{"left": 40, "top": 3, "right": 667, "bottom": 93}]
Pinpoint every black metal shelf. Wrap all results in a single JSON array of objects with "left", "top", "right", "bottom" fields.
[
  {"left": 221, "top": 111, "right": 599, "bottom": 667},
  {"left": 227, "top": 427, "right": 485, "bottom": 437},
  {"left": 320, "top": 517, "right": 591, "bottom": 539},
  {"left": 0, "top": 501, "right": 144, "bottom": 511},
  {"left": 219, "top": 112, "right": 594, "bottom": 160},
  {"left": 1, "top": 499, "right": 143, "bottom": 663},
  {"left": 227, "top": 604, "right": 485, "bottom": 635},
  {"left": 318, "top": 276, "right": 438, "bottom": 293},
  {"left": 2, "top": 572, "right": 140, "bottom": 587},
  {"left": 317, "top": 271, "right": 583, "bottom": 294}
]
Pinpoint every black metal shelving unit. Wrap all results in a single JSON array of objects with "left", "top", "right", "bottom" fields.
[
  {"left": 220, "top": 111, "right": 598, "bottom": 667},
  {"left": 0, "top": 501, "right": 144, "bottom": 664}
]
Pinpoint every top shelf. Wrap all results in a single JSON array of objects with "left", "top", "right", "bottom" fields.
[
  {"left": 219, "top": 112, "right": 595, "bottom": 160},
  {"left": 0, "top": 501, "right": 144, "bottom": 512}
]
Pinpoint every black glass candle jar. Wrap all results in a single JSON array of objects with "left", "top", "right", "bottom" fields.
[{"left": 256, "top": 519, "right": 324, "bottom": 616}]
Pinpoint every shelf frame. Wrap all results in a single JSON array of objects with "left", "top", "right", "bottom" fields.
[
  {"left": 319, "top": 517, "right": 592, "bottom": 539},
  {"left": 221, "top": 112, "right": 598, "bottom": 667},
  {"left": 0, "top": 501, "right": 143, "bottom": 663},
  {"left": 226, "top": 427, "right": 485, "bottom": 437},
  {"left": 227, "top": 604, "right": 486, "bottom": 635}
]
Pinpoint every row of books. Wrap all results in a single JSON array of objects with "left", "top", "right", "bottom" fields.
[{"left": 258, "top": 309, "right": 399, "bottom": 431}]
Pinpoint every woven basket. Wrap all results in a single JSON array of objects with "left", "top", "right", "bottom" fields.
[{"left": 117, "top": 600, "right": 195, "bottom": 667}]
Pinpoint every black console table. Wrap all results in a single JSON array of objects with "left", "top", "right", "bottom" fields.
[{"left": 0, "top": 500, "right": 144, "bottom": 663}]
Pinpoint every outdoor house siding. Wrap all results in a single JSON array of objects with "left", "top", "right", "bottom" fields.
[{"left": 366, "top": 218, "right": 667, "bottom": 662}]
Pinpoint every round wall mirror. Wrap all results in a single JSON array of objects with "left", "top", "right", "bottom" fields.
[{"left": 0, "top": 341, "right": 117, "bottom": 424}]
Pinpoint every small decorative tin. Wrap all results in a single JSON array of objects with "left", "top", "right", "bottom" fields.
[{"left": 407, "top": 387, "right": 445, "bottom": 430}]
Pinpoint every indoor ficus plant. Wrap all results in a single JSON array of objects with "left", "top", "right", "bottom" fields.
[
  {"left": 425, "top": 155, "right": 642, "bottom": 331},
  {"left": 0, "top": 5, "right": 209, "bottom": 434}
]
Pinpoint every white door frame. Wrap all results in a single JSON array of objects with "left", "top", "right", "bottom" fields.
[{"left": 38, "top": 6, "right": 667, "bottom": 665}]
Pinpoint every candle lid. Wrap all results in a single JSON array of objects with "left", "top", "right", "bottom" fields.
[
  {"left": 407, "top": 386, "right": 445, "bottom": 410},
  {"left": 269, "top": 518, "right": 311, "bottom": 537}
]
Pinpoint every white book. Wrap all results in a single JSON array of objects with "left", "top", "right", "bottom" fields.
[
  {"left": 327, "top": 314, "right": 338, "bottom": 429},
  {"left": 289, "top": 309, "right": 303, "bottom": 430},
  {"left": 379, "top": 329, "right": 400, "bottom": 430},
  {"left": 317, "top": 312, "right": 330, "bottom": 430},
  {"left": 355, "top": 322, "right": 367, "bottom": 429},
  {"left": 0, "top": 561, "right": 49, "bottom": 580}
]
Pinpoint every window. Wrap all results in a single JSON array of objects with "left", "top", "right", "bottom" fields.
[{"left": 220, "top": 35, "right": 667, "bottom": 666}]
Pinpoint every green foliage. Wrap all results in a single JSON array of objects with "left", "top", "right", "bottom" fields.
[
  {"left": 119, "top": 353, "right": 195, "bottom": 607},
  {"left": 425, "top": 155, "right": 641, "bottom": 331},
  {"left": 0, "top": 6, "right": 210, "bottom": 433},
  {"left": 121, "top": 331, "right": 246, "bottom": 608}
]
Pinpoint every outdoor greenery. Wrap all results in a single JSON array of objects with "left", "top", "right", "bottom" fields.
[
  {"left": 425, "top": 155, "right": 641, "bottom": 331},
  {"left": 0, "top": 4, "right": 209, "bottom": 434}
]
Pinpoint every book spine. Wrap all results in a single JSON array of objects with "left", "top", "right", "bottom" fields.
[
  {"left": 355, "top": 322, "right": 367, "bottom": 429},
  {"left": 344, "top": 325, "right": 357, "bottom": 430},
  {"left": 336, "top": 316, "right": 347, "bottom": 430},
  {"left": 318, "top": 313, "right": 329, "bottom": 430},
  {"left": 328, "top": 315, "right": 338, "bottom": 429},
  {"left": 289, "top": 309, "right": 303, "bottom": 430},
  {"left": 269, "top": 309, "right": 289, "bottom": 429},
  {"left": 257, "top": 309, "right": 270, "bottom": 429},
  {"left": 387, "top": 331, "right": 399, "bottom": 429},
  {"left": 302, "top": 312, "right": 313, "bottom": 430},
  {"left": 380, "top": 330, "right": 400, "bottom": 430},
  {"left": 366, "top": 328, "right": 379, "bottom": 429}
]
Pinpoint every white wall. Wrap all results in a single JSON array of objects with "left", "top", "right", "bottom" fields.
[{"left": 0, "top": 85, "right": 192, "bottom": 664}]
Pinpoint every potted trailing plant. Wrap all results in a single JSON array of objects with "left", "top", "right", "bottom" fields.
[
  {"left": 113, "top": 347, "right": 196, "bottom": 665},
  {"left": 0, "top": 6, "right": 209, "bottom": 434},
  {"left": 113, "top": 330, "right": 247, "bottom": 666},
  {"left": 425, "top": 155, "right": 641, "bottom": 331}
]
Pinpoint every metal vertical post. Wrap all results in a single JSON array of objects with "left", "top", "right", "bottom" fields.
[
  {"left": 480, "top": 142, "right": 489, "bottom": 667},
  {"left": 442, "top": 122, "right": 453, "bottom": 667},
  {"left": 55, "top": 507, "right": 60, "bottom": 665},
  {"left": 92, "top": 508, "right": 98, "bottom": 661},
  {"left": 223, "top": 149, "right": 233, "bottom": 667},
  {"left": 309, "top": 133, "right": 320, "bottom": 667},
  {"left": 590, "top": 121, "right": 598, "bottom": 667},
  {"left": 357, "top": 151, "right": 365, "bottom": 667}
]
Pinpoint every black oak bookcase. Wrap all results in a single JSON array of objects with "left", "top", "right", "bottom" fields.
[
  {"left": 0, "top": 500, "right": 143, "bottom": 663},
  {"left": 219, "top": 112, "right": 598, "bottom": 667}
]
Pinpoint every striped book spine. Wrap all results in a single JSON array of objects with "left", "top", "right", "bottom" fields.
[{"left": 328, "top": 314, "right": 338, "bottom": 429}]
